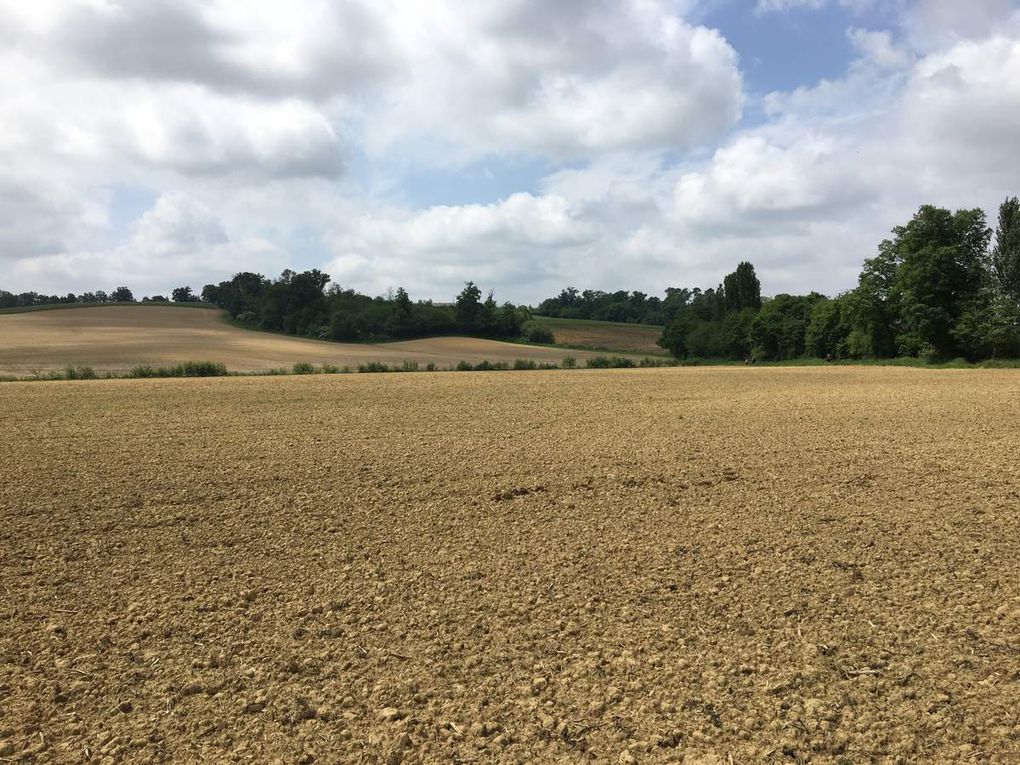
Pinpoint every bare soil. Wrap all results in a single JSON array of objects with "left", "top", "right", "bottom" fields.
[
  {"left": 0, "top": 306, "right": 608, "bottom": 373},
  {"left": 533, "top": 318, "right": 665, "bottom": 356},
  {"left": 1, "top": 367, "right": 1018, "bottom": 763}
]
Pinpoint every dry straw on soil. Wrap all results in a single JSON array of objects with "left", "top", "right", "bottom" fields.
[
  {"left": 1, "top": 367, "right": 1018, "bottom": 763},
  {"left": 0, "top": 306, "right": 606, "bottom": 374}
]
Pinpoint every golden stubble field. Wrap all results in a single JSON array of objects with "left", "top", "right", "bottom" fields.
[
  {"left": 0, "top": 306, "right": 609, "bottom": 374},
  {"left": 1, "top": 367, "right": 1018, "bottom": 764}
]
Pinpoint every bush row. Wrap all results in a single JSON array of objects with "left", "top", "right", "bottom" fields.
[
  {"left": 2, "top": 355, "right": 670, "bottom": 382},
  {"left": 128, "top": 361, "right": 229, "bottom": 378}
]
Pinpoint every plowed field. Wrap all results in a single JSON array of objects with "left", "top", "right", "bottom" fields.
[{"left": 1, "top": 367, "right": 1018, "bottom": 763}]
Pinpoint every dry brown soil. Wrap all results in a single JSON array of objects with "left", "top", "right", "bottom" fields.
[
  {"left": 1, "top": 367, "right": 1019, "bottom": 764},
  {"left": 533, "top": 319, "right": 665, "bottom": 356},
  {"left": 0, "top": 306, "right": 608, "bottom": 374}
]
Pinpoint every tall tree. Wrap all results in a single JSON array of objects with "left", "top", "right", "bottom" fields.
[
  {"left": 885, "top": 206, "right": 990, "bottom": 358},
  {"left": 110, "top": 286, "right": 134, "bottom": 302},
  {"left": 992, "top": 196, "right": 1020, "bottom": 304},
  {"left": 455, "top": 282, "right": 483, "bottom": 332},
  {"left": 723, "top": 261, "right": 762, "bottom": 313}
]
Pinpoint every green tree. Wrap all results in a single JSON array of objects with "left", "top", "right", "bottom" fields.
[
  {"left": 721, "top": 308, "right": 755, "bottom": 358},
  {"left": 110, "top": 286, "right": 134, "bottom": 302},
  {"left": 888, "top": 206, "right": 990, "bottom": 358},
  {"left": 750, "top": 293, "right": 825, "bottom": 360},
  {"left": 723, "top": 262, "right": 762, "bottom": 313},
  {"left": 805, "top": 296, "right": 850, "bottom": 358},
  {"left": 172, "top": 286, "right": 197, "bottom": 302},
  {"left": 992, "top": 196, "right": 1020, "bottom": 304},
  {"left": 455, "top": 282, "right": 483, "bottom": 332},
  {"left": 842, "top": 282, "right": 896, "bottom": 358},
  {"left": 390, "top": 287, "right": 414, "bottom": 336}
]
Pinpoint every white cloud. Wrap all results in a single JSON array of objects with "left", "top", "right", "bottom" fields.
[
  {"left": 363, "top": 0, "right": 744, "bottom": 160},
  {"left": 904, "top": 0, "right": 1017, "bottom": 50},
  {"left": 1, "top": 0, "right": 1020, "bottom": 306},
  {"left": 755, "top": 0, "right": 876, "bottom": 14},
  {"left": 324, "top": 193, "right": 597, "bottom": 297},
  {"left": 9, "top": 192, "right": 282, "bottom": 292},
  {"left": 847, "top": 28, "right": 913, "bottom": 70},
  {"left": 0, "top": 0, "right": 746, "bottom": 297}
]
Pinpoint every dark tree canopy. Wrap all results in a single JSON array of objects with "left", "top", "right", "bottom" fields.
[
  {"left": 656, "top": 199, "right": 1018, "bottom": 362},
  {"left": 199, "top": 271, "right": 527, "bottom": 343},
  {"left": 992, "top": 196, "right": 1020, "bottom": 304},
  {"left": 723, "top": 262, "right": 762, "bottom": 314}
]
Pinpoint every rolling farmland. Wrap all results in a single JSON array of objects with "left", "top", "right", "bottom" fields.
[
  {"left": 531, "top": 316, "right": 666, "bottom": 356},
  {"left": 2, "top": 367, "right": 1018, "bottom": 763},
  {"left": 0, "top": 306, "right": 612, "bottom": 374}
]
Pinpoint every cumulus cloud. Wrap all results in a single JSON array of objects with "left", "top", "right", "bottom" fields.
[
  {"left": 1, "top": 0, "right": 1020, "bottom": 304},
  {"left": 352, "top": 0, "right": 745, "bottom": 160},
  {"left": 904, "top": 0, "right": 1017, "bottom": 50},
  {"left": 9, "top": 192, "right": 282, "bottom": 293},
  {"left": 0, "top": 0, "right": 746, "bottom": 297},
  {"left": 324, "top": 193, "right": 597, "bottom": 297}
]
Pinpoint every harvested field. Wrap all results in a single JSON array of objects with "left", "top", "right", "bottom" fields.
[
  {"left": 531, "top": 317, "right": 666, "bottom": 356},
  {"left": 2, "top": 367, "right": 1019, "bottom": 763},
  {"left": 0, "top": 306, "right": 607, "bottom": 374}
]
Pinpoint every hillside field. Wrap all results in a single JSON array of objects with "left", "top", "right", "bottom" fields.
[
  {"left": 531, "top": 316, "right": 666, "bottom": 355},
  {"left": 0, "top": 305, "right": 615, "bottom": 374},
  {"left": 1, "top": 367, "right": 1018, "bottom": 763}
]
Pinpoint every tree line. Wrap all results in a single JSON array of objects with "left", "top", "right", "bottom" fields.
[
  {"left": 653, "top": 198, "right": 1020, "bottom": 362},
  {"left": 4, "top": 197, "right": 1018, "bottom": 363},
  {"left": 200, "top": 271, "right": 530, "bottom": 342},
  {"left": 535, "top": 287, "right": 692, "bottom": 325},
  {"left": 0, "top": 285, "right": 201, "bottom": 308}
]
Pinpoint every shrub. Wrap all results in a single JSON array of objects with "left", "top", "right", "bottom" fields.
[
  {"left": 358, "top": 361, "right": 390, "bottom": 373},
  {"left": 129, "top": 365, "right": 158, "bottom": 378},
  {"left": 64, "top": 365, "right": 97, "bottom": 380},
  {"left": 537, "top": 362, "right": 558, "bottom": 370},
  {"left": 180, "top": 361, "right": 228, "bottom": 377},
  {"left": 321, "top": 363, "right": 339, "bottom": 374},
  {"left": 456, "top": 360, "right": 473, "bottom": 371},
  {"left": 523, "top": 322, "right": 555, "bottom": 344},
  {"left": 562, "top": 356, "right": 577, "bottom": 369},
  {"left": 129, "top": 361, "right": 228, "bottom": 378},
  {"left": 586, "top": 356, "right": 635, "bottom": 369},
  {"left": 425, "top": 362, "right": 437, "bottom": 372},
  {"left": 401, "top": 360, "right": 420, "bottom": 372},
  {"left": 292, "top": 362, "right": 315, "bottom": 375},
  {"left": 513, "top": 358, "right": 537, "bottom": 370},
  {"left": 474, "top": 360, "right": 509, "bottom": 371}
]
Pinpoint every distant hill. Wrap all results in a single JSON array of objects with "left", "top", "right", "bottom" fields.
[{"left": 0, "top": 305, "right": 617, "bottom": 374}]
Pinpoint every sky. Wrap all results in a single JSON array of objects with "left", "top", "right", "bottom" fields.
[{"left": 1, "top": 0, "right": 1018, "bottom": 303}]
